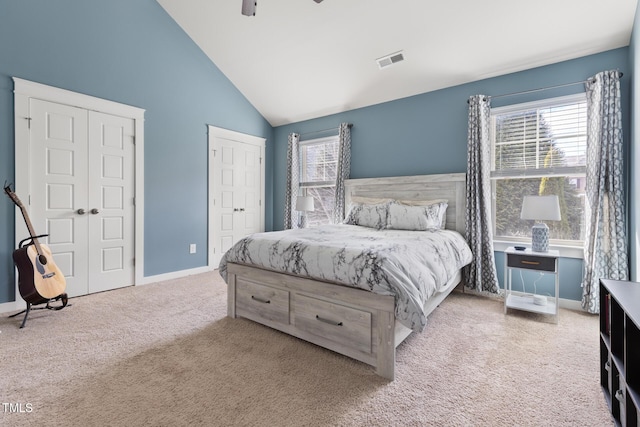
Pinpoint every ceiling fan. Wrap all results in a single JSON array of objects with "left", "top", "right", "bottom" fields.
[{"left": 242, "top": 0, "right": 323, "bottom": 17}]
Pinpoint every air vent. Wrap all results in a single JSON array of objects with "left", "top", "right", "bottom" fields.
[{"left": 376, "top": 51, "right": 405, "bottom": 69}]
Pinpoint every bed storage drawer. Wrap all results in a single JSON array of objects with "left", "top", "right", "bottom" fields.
[
  {"left": 236, "top": 280, "right": 290, "bottom": 325},
  {"left": 293, "top": 294, "right": 372, "bottom": 354}
]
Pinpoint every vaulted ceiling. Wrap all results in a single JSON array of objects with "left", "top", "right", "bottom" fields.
[{"left": 157, "top": 0, "right": 638, "bottom": 127}]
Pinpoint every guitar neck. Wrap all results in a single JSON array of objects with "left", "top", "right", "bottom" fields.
[{"left": 18, "top": 202, "right": 44, "bottom": 256}]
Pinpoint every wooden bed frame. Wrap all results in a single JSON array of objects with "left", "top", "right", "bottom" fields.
[{"left": 225, "top": 173, "right": 466, "bottom": 380}]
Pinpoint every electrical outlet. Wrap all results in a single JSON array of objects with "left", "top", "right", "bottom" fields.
[{"left": 189, "top": 244, "right": 196, "bottom": 254}]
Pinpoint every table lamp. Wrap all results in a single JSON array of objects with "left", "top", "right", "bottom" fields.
[
  {"left": 295, "top": 195, "right": 314, "bottom": 228},
  {"left": 520, "top": 195, "right": 561, "bottom": 252}
]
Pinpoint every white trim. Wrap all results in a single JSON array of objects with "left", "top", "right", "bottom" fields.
[
  {"left": 207, "top": 125, "right": 266, "bottom": 269},
  {"left": 299, "top": 135, "right": 338, "bottom": 146},
  {"left": 490, "top": 92, "right": 587, "bottom": 115},
  {"left": 141, "top": 266, "right": 215, "bottom": 286},
  {"left": 12, "top": 78, "right": 145, "bottom": 303},
  {"left": 0, "top": 300, "right": 23, "bottom": 315}
]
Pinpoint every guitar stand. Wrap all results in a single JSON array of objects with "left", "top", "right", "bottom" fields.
[{"left": 9, "top": 293, "right": 70, "bottom": 329}]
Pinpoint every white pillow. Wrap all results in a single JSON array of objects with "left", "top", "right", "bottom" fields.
[
  {"left": 396, "top": 199, "right": 448, "bottom": 229},
  {"left": 387, "top": 201, "right": 448, "bottom": 231},
  {"left": 344, "top": 202, "right": 389, "bottom": 229}
]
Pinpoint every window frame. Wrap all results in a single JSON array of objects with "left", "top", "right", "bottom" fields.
[
  {"left": 489, "top": 93, "right": 587, "bottom": 259},
  {"left": 298, "top": 135, "right": 340, "bottom": 226}
]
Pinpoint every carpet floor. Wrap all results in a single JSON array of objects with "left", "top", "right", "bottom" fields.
[{"left": 0, "top": 271, "right": 612, "bottom": 426}]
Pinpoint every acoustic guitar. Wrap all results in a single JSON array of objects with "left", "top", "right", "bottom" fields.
[{"left": 4, "top": 185, "right": 67, "bottom": 304}]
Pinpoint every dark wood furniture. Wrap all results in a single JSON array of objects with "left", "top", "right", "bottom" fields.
[{"left": 600, "top": 279, "right": 640, "bottom": 426}]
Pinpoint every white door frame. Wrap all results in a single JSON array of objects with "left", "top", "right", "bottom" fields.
[
  {"left": 7, "top": 78, "right": 145, "bottom": 311},
  {"left": 207, "top": 125, "right": 265, "bottom": 269}
]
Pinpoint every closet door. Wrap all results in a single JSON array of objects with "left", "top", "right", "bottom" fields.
[
  {"left": 28, "top": 100, "right": 134, "bottom": 297},
  {"left": 87, "top": 111, "right": 135, "bottom": 293},
  {"left": 210, "top": 129, "right": 264, "bottom": 267},
  {"left": 30, "top": 99, "right": 90, "bottom": 297}
]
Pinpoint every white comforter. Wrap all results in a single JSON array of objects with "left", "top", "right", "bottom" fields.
[{"left": 219, "top": 224, "right": 472, "bottom": 332}]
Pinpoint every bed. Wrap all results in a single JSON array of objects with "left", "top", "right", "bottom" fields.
[{"left": 219, "top": 173, "right": 470, "bottom": 380}]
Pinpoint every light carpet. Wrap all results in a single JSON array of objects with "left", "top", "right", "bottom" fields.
[{"left": 0, "top": 271, "right": 612, "bottom": 426}]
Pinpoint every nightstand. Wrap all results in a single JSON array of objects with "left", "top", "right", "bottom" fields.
[{"left": 503, "top": 246, "right": 559, "bottom": 323}]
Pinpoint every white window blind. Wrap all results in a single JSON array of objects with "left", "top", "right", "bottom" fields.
[
  {"left": 492, "top": 96, "right": 587, "bottom": 178},
  {"left": 299, "top": 137, "right": 339, "bottom": 187},
  {"left": 299, "top": 135, "right": 339, "bottom": 226},
  {"left": 490, "top": 93, "right": 587, "bottom": 245}
]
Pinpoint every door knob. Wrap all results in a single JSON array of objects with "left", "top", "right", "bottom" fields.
[
  {"left": 233, "top": 208, "right": 239, "bottom": 212},
  {"left": 77, "top": 208, "right": 86, "bottom": 215},
  {"left": 90, "top": 208, "right": 100, "bottom": 214}
]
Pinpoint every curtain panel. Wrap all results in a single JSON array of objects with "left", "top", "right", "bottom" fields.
[
  {"left": 464, "top": 95, "right": 500, "bottom": 293},
  {"left": 284, "top": 133, "right": 300, "bottom": 229},
  {"left": 582, "top": 70, "right": 628, "bottom": 314},
  {"left": 333, "top": 123, "right": 352, "bottom": 224}
]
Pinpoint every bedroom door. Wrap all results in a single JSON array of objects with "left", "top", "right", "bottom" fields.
[
  {"left": 28, "top": 99, "right": 135, "bottom": 297},
  {"left": 208, "top": 126, "right": 265, "bottom": 267}
]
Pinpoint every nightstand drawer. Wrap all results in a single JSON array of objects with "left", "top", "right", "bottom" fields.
[{"left": 507, "top": 254, "right": 556, "bottom": 272}]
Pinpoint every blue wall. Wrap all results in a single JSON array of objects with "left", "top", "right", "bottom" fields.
[
  {"left": 0, "top": 1, "right": 633, "bottom": 305},
  {"left": 273, "top": 48, "right": 631, "bottom": 301},
  {"left": 0, "top": 0, "right": 274, "bottom": 303}
]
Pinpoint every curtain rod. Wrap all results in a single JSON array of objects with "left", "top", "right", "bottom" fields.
[
  {"left": 467, "top": 71, "right": 623, "bottom": 103},
  {"left": 299, "top": 123, "right": 352, "bottom": 137}
]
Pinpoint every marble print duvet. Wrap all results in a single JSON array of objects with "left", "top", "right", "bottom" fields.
[{"left": 219, "top": 224, "right": 472, "bottom": 332}]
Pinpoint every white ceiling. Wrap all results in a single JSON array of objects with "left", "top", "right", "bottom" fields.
[{"left": 157, "top": 0, "right": 637, "bottom": 127}]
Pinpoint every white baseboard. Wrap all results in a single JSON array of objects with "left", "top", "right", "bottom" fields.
[
  {"left": 141, "top": 266, "right": 215, "bottom": 286},
  {"left": 0, "top": 300, "right": 23, "bottom": 315},
  {"left": 0, "top": 266, "right": 216, "bottom": 315}
]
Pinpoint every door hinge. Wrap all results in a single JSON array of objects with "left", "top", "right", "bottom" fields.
[
  {"left": 259, "top": 199, "right": 262, "bottom": 206},
  {"left": 259, "top": 157, "right": 262, "bottom": 164},
  {"left": 26, "top": 117, "right": 32, "bottom": 129},
  {"left": 132, "top": 136, "right": 136, "bottom": 145},
  {"left": 133, "top": 257, "right": 135, "bottom": 266},
  {"left": 132, "top": 197, "right": 136, "bottom": 206},
  {"left": 213, "top": 149, "right": 217, "bottom": 157}
]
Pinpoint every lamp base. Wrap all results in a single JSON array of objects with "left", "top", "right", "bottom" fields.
[{"left": 531, "top": 222, "right": 549, "bottom": 252}]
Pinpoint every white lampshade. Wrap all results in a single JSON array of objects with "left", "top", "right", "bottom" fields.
[
  {"left": 295, "top": 196, "right": 315, "bottom": 212},
  {"left": 520, "top": 195, "right": 561, "bottom": 221}
]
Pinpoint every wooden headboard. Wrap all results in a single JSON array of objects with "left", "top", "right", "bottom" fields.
[{"left": 344, "top": 173, "right": 466, "bottom": 235}]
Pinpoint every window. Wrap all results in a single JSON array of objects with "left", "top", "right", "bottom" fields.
[
  {"left": 490, "top": 94, "right": 587, "bottom": 247},
  {"left": 299, "top": 135, "right": 339, "bottom": 226}
]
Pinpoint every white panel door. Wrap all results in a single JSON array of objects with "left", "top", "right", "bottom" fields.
[
  {"left": 30, "top": 99, "right": 89, "bottom": 298},
  {"left": 210, "top": 135, "right": 263, "bottom": 266},
  {"left": 87, "top": 111, "right": 135, "bottom": 293},
  {"left": 29, "top": 100, "right": 134, "bottom": 297}
]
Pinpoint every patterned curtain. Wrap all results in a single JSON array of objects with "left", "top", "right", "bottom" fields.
[
  {"left": 284, "top": 132, "right": 300, "bottom": 229},
  {"left": 464, "top": 95, "right": 499, "bottom": 293},
  {"left": 582, "top": 70, "right": 628, "bottom": 313},
  {"left": 333, "top": 123, "right": 352, "bottom": 224}
]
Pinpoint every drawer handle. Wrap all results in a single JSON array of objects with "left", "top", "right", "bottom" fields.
[
  {"left": 315, "top": 315, "right": 343, "bottom": 327},
  {"left": 251, "top": 295, "right": 271, "bottom": 304},
  {"left": 615, "top": 389, "right": 624, "bottom": 402},
  {"left": 521, "top": 260, "right": 540, "bottom": 265},
  {"left": 605, "top": 361, "right": 610, "bottom": 372}
]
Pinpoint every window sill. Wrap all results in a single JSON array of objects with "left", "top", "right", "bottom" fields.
[{"left": 493, "top": 240, "right": 584, "bottom": 259}]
